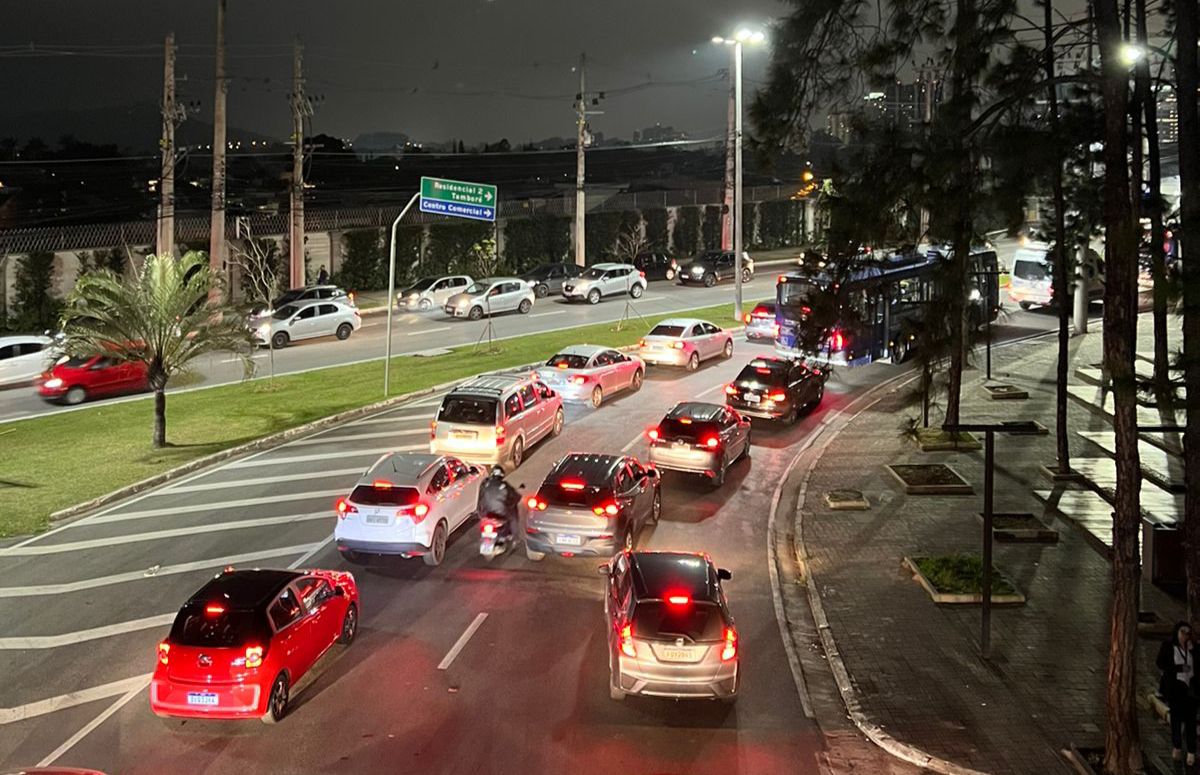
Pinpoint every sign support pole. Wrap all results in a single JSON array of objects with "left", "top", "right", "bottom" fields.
[{"left": 384, "top": 192, "right": 420, "bottom": 397}]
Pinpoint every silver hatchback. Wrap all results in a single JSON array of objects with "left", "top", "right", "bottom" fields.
[{"left": 601, "top": 550, "right": 739, "bottom": 702}]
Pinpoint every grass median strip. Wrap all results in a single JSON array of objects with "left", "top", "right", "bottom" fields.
[{"left": 0, "top": 303, "right": 737, "bottom": 537}]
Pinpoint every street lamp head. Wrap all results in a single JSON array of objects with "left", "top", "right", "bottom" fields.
[
  {"left": 1119, "top": 42, "right": 1144, "bottom": 66},
  {"left": 732, "top": 27, "right": 766, "bottom": 45},
  {"left": 712, "top": 36, "right": 726, "bottom": 44}
]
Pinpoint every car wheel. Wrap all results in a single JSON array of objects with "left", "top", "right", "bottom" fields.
[
  {"left": 262, "top": 673, "right": 289, "bottom": 724},
  {"left": 337, "top": 603, "right": 358, "bottom": 645},
  {"left": 742, "top": 268, "right": 752, "bottom": 283},
  {"left": 649, "top": 489, "right": 661, "bottom": 525},
  {"left": 621, "top": 524, "right": 636, "bottom": 552},
  {"left": 63, "top": 386, "right": 87, "bottom": 405},
  {"left": 468, "top": 306, "right": 484, "bottom": 321},
  {"left": 891, "top": 338, "right": 908, "bottom": 364},
  {"left": 552, "top": 408, "right": 564, "bottom": 437},
  {"left": 418, "top": 298, "right": 433, "bottom": 311},
  {"left": 591, "top": 385, "right": 604, "bottom": 408},
  {"left": 1019, "top": 301, "right": 1034, "bottom": 311},
  {"left": 703, "top": 274, "right": 716, "bottom": 288},
  {"left": 535, "top": 283, "right": 549, "bottom": 299},
  {"left": 686, "top": 352, "right": 700, "bottom": 372},
  {"left": 630, "top": 284, "right": 644, "bottom": 299},
  {"left": 587, "top": 288, "right": 602, "bottom": 305},
  {"left": 271, "top": 331, "right": 289, "bottom": 349},
  {"left": 784, "top": 405, "right": 799, "bottom": 426},
  {"left": 510, "top": 437, "right": 525, "bottom": 469},
  {"left": 712, "top": 457, "right": 726, "bottom": 487},
  {"left": 423, "top": 522, "right": 447, "bottom": 566},
  {"left": 525, "top": 546, "right": 545, "bottom": 561},
  {"left": 630, "top": 369, "right": 643, "bottom": 392},
  {"left": 808, "top": 383, "right": 825, "bottom": 411},
  {"left": 341, "top": 550, "right": 367, "bottom": 566},
  {"left": 722, "top": 339, "right": 734, "bottom": 359},
  {"left": 740, "top": 432, "right": 751, "bottom": 461},
  {"left": 518, "top": 298, "right": 533, "bottom": 314},
  {"left": 335, "top": 323, "right": 353, "bottom": 340}
]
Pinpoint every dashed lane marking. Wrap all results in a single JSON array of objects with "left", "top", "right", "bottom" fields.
[
  {"left": 36, "top": 679, "right": 149, "bottom": 766},
  {"left": 0, "top": 673, "right": 152, "bottom": 726},
  {"left": 438, "top": 612, "right": 489, "bottom": 670},
  {"left": 80, "top": 490, "right": 345, "bottom": 526},
  {"left": 163, "top": 469, "right": 366, "bottom": 494},
  {"left": 224, "top": 444, "right": 421, "bottom": 469},
  {"left": 0, "top": 613, "right": 176, "bottom": 650},
  {"left": 286, "top": 428, "right": 428, "bottom": 447}
]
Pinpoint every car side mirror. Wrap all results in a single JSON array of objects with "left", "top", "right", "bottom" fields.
[
  {"left": 333, "top": 586, "right": 346, "bottom": 597},
  {"left": 597, "top": 563, "right": 610, "bottom": 576},
  {"left": 717, "top": 568, "right": 732, "bottom": 581},
  {"left": 518, "top": 483, "right": 526, "bottom": 490}
]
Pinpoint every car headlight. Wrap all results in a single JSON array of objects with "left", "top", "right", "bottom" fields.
[
  {"left": 257, "top": 323, "right": 271, "bottom": 335},
  {"left": 44, "top": 377, "right": 63, "bottom": 389},
  {"left": 692, "top": 266, "right": 704, "bottom": 274}
]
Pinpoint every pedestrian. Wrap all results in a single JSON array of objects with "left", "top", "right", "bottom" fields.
[
  {"left": 316, "top": 265, "right": 329, "bottom": 285},
  {"left": 1157, "top": 621, "right": 1197, "bottom": 765}
]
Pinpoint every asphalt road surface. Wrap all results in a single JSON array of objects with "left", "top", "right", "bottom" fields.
[{"left": 0, "top": 299, "right": 1066, "bottom": 775}]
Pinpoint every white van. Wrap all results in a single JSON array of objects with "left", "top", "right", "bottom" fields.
[{"left": 1008, "top": 243, "right": 1103, "bottom": 310}]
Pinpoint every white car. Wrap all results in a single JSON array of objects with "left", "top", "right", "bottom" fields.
[
  {"left": 444, "top": 277, "right": 535, "bottom": 320},
  {"left": 534, "top": 345, "right": 644, "bottom": 408},
  {"left": 254, "top": 298, "right": 362, "bottom": 349},
  {"left": 637, "top": 318, "right": 734, "bottom": 371},
  {"left": 561, "top": 263, "right": 647, "bottom": 304},
  {"left": 0, "top": 335, "right": 54, "bottom": 387},
  {"left": 397, "top": 275, "right": 473, "bottom": 311},
  {"left": 335, "top": 452, "right": 485, "bottom": 566}
]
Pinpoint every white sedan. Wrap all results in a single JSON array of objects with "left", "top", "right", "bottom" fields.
[
  {"left": 534, "top": 344, "right": 645, "bottom": 408},
  {"left": 637, "top": 318, "right": 734, "bottom": 371},
  {"left": 0, "top": 334, "right": 55, "bottom": 387},
  {"left": 253, "top": 298, "right": 362, "bottom": 349}
]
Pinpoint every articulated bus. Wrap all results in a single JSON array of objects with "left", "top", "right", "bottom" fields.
[{"left": 774, "top": 245, "right": 999, "bottom": 366}]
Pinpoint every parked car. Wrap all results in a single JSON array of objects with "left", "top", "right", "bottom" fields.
[
  {"left": 633, "top": 252, "right": 679, "bottom": 282},
  {"left": 533, "top": 345, "right": 644, "bottom": 407},
  {"left": 252, "top": 284, "right": 352, "bottom": 317},
  {"left": 253, "top": 298, "right": 361, "bottom": 349},
  {"left": 678, "top": 251, "right": 755, "bottom": 287},
  {"left": 397, "top": 275, "right": 472, "bottom": 311},
  {"left": 445, "top": 277, "right": 535, "bottom": 320},
  {"left": 742, "top": 302, "right": 778, "bottom": 341},
  {"left": 1008, "top": 242, "right": 1103, "bottom": 310},
  {"left": 646, "top": 401, "right": 751, "bottom": 486},
  {"left": 522, "top": 263, "right": 583, "bottom": 298},
  {"left": 0, "top": 334, "right": 54, "bottom": 387},
  {"left": 601, "top": 550, "right": 739, "bottom": 702},
  {"left": 636, "top": 318, "right": 734, "bottom": 371},
  {"left": 524, "top": 453, "right": 661, "bottom": 560},
  {"left": 561, "top": 263, "right": 647, "bottom": 304},
  {"left": 335, "top": 452, "right": 484, "bottom": 566},
  {"left": 37, "top": 354, "right": 149, "bottom": 405},
  {"left": 150, "top": 568, "right": 359, "bottom": 723},
  {"left": 724, "top": 356, "right": 825, "bottom": 423},
  {"left": 430, "top": 373, "right": 564, "bottom": 468}
]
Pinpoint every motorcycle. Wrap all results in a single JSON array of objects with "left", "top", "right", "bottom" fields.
[{"left": 479, "top": 515, "right": 512, "bottom": 559}]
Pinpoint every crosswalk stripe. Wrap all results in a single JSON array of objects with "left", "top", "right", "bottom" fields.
[
  {"left": 83, "top": 490, "right": 345, "bottom": 526},
  {"left": 225, "top": 445, "right": 420, "bottom": 469},
  {"left": 287, "top": 428, "right": 428, "bottom": 446},
  {"left": 163, "top": 469, "right": 366, "bottom": 494}
]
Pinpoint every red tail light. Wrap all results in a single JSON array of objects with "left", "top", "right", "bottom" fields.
[
  {"left": 647, "top": 427, "right": 660, "bottom": 441},
  {"left": 743, "top": 313, "right": 752, "bottom": 324},
  {"left": 560, "top": 480, "right": 586, "bottom": 490},
  {"left": 430, "top": 420, "right": 437, "bottom": 440},
  {"left": 721, "top": 626, "right": 738, "bottom": 661},
  {"left": 242, "top": 645, "right": 264, "bottom": 669},
  {"left": 157, "top": 641, "right": 170, "bottom": 666},
  {"left": 724, "top": 384, "right": 738, "bottom": 395},
  {"left": 638, "top": 270, "right": 646, "bottom": 278},
  {"left": 777, "top": 274, "right": 787, "bottom": 283},
  {"left": 592, "top": 502, "right": 620, "bottom": 516},
  {"left": 829, "top": 330, "right": 846, "bottom": 351},
  {"left": 482, "top": 522, "right": 496, "bottom": 536},
  {"left": 702, "top": 435, "right": 720, "bottom": 449},
  {"left": 667, "top": 594, "right": 691, "bottom": 606},
  {"left": 495, "top": 425, "right": 506, "bottom": 447},
  {"left": 372, "top": 479, "right": 393, "bottom": 489},
  {"left": 670, "top": 341, "right": 685, "bottom": 350},
  {"left": 570, "top": 375, "right": 588, "bottom": 385},
  {"left": 769, "top": 392, "right": 787, "bottom": 401},
  {"left": 638, "top": 339, "right": 646, "bottom": 347},
  {"left": 619, "top": 624, "right": 637, "bottom": 658},
  {"left": 335, "top": 497, "right": 357, "bottom": 518},
  {"left": 411, "top": 503, "right": 430, "bottom": 523},
  {"left": 526, "top": 496, "right": 548, "bottom": 510},
  {"left": 204, "top": 604, "right": 225, "bottom": 616}
]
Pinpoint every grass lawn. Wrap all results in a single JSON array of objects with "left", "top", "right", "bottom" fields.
[
  {"left": 911, "top": 554, "right": 1017, "bottom": 596},
  {"left": 0, "top": 303, "right": 735, "bottom": 538}
]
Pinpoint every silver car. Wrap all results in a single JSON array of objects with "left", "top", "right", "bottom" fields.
[
  {"left": 534, "top": 345, "right": 645, "bottom": 407},
  {"left": 253, "top": 298, "right": 362, "bottom": 349},
  {"left": 646, "top": 402, "right": 751, "bottom": 487},
  {"left": 445, "top": 277, "right": 535, "bottom": 320},
  {"left": 562, "top": 263, "right": 648, "bottom": 304},
  {"left": 743, "top": 302, "right": 778, "bottom": 341},
  {"left": 601, "top": 550, "right": 739, "bottom": 702},
  {"left": 398, "top": 275, "right": 472, "bottom": 311},
  {"left": 636, "top": 318, "right": 734, "bottom": 371},
  {"left": 430, "top": 374, "right": 564, "bottom": 468}
]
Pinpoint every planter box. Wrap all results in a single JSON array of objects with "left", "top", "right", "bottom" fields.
[
  {"left": 982, "top": 383, "right": 1029, "bottom": 400},
  {"left": 977, "top": 512, "right": 1059, "bottom": 543},
  {"left": 886, "top": 463, "right": 974, "bottom": 495},
  {"left": 911, "top": 428, "right": 982, "bottom": 451},
  {"left": 823, "top": 489, "right": 870, "bottom": 511},
  {"left": 901, "top": 556, "right": 1026, "bottom": 605},
  {"left": 1137, "top": 610, "right": 1175, "bottom": 638},
  {"left": 1063, "top": 744, "right": 1169, "bottom": 775}
]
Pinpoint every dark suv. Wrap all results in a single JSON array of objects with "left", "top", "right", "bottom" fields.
[
  {"left": 633, "top": 252, "right": 679, "bottom": 282},
  {"left": 522, "top": 262, "right": 583, "bottom": 298},
  {"left": 724, "top": 356, "right": 825, "bottom": 423},
  {"left": 678, "top": 251, "right": 755, "bottom": 287}
]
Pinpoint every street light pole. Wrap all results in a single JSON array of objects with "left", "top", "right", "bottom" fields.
[
  {"left": 732, "top": 39, "right": 745, "bottom": 323},
  {"left": 384, "top": 192, "right": 420, "bottom": 397}
]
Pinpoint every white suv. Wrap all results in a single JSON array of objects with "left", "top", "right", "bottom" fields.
[
  {"left": 562, "top": 263, "right": 647, "bottom": 304},
  {"left": 335, "top": 452, "right": 484, "bottom": 566},
  {"left": 398, "top": 275, "right": 472, "bottom": 311},
  {"left": 430, "top": 374, "right": 564, "bottom": 469}
]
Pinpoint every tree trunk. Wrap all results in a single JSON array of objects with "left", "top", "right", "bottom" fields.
[
  {"left": 1045, "top": 0, "right": 1071, "bottom": 474},
  {"left": 153, "top": 388, "right": 167, "bottom": 448},
  {"left": 1138, "top": 0, "right": 1168, "bottom": 402},
  {"left": 1097, "top": 0, "right": 1143, "bottom": 769},
  {"left": 1175, "top": 0, "right": 1200, "bottom": 623}
]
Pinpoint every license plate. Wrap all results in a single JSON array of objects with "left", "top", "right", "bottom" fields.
[
  {"left": 186, "top": 692, "right": 219, "bottom": 706},
  {"left": 364, "top": 513, "right": 390, "bottom": 525},
  {"left": 660, "top": 647, "right": 700, "bottom": 662},
  {"left": 745, "top": 393, "right": 760, "bottom": 404},
  {"left": 451, "top": 430, "right": 478, "bottom": 439},
  {"left": 555, "top": 534, "right": 583, "bottom": 546}
]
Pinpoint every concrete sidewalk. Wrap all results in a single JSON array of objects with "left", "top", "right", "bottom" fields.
[{"left": 793, "top": 313, "right": 1183, "bottom": 774}]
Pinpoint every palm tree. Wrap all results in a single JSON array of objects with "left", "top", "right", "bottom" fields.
[{"left": 58, "top": 252, "right": 255, "bottom": 447}]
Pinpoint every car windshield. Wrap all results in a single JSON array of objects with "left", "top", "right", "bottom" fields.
[
  {"left": 272, "top": 305, "right": 299, "bottom": 320},
  {"left": 169, "top": 605, "right": 270, "bottom": 648},
  {"left": 693, "top": 251, "right": 723, "bottom": 263},
  {"left": 736, "top": 364, "right": 789, "bottom": 386},
  {"left": 438, "top": 396, "right": 498, "bottom": 425},
  {"left": 632, "top": 600, "right": 725, "bottom": 642},
  {"left": 1013, "top": 259, "right": 1049, "bottom": 281},
  {"left": 349, "top": 484, "right": 420, "bottom": 507},
  {"left": 407, "top": 278, "right": 437, "bottom": 292},
  {"left": 464, "top": 282, "right": 491, "bottom": 295},
  {"left": 648, "top": 324, "right": 686, "bottom": 338},
  {"left": 581, "top": 268, "right": 605, "bottom": 279},
  {"left": 545, "top": 353, "right": 590, "bottom": 370}
]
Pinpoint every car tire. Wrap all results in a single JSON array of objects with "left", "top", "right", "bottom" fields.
[
  {"left": 591, "top": 385, "right": 604, "bottom": 409},
  {"left": 703, "top": 274, "right": 716, "bottom": 288},
  {"left": 336, "top": 323, "right": 353, "bottom": 340},
  {"left": 649, "top": 489, "right": 661, "bottom": 525},
  {"left": 686, "top": 351, "right": 700, "bottom": 372},
  {"left": 510, "top": 437, "right": 525, "bottom": 469},
  {"left": 712, "top": 457, "right": 726, "bottom": 487},
  {"left": 784, "top": 405, "right": 798, "bottom": 426},
  {"left": 891, "top": 338, "right": 909, "bottom": 364},
  {"left": 518, "top": 298, "right": 533, "bottom": 314},
  {"left": 261, "top": 673, "right": 289, "bottom": 724},
  {"left": 418, "top": 298, "right": 433, "bottom": 311},
  {"left": 722, "top": 339, "right": 734, "bottom": 359},
  {"left": 271, "top": 331, "right": 289, "bottom": 349},
  {"left": 423, "top": 522, "right": 448, "bottom": 566},
  {"left": 630, "top": 369, "right": 643, "bottom": 392},
  {"left": 740, "top": 432, "right": 751, "bottom": 461},
  {"left": 630, "top": 284, "right": 644, "bottom": 299},
  {"left": 809, "top": 383, "right": 825, "bottom": 410},
  {"left": 742, "top": 268, "right": 752, "bottom": 283},
  {"left": 337, "top": 603, "right": 358, "bottom": 645},
  {"left": 535, "top": 283, "right": 549, "bottom": 299},
  {"left": 587, "top": 289, "right": 601, "bottom": 305},
  {"left": 552, "top": 408, "right": 564, "bottom": 437},
  {"left": 525, "top": 546, "right": 545, "bottom": 561},
  {"left": 468, "top": 306, "right": 484, "bottom": 321},
  {"left": 63, "top": 386, "right": 87, "bottom": 405},
  {"left": 620, "top": 524, "right": 636, "bottom": 552}
]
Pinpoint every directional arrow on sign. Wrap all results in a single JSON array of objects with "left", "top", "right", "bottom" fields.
[{"left": 484, "top": 191, "right": 493, "bottom": 202}]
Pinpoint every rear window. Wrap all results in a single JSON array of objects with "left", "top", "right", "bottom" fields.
[
  {"left": 632, "top": 600, "right": 726, "bottom": 642},
  {"left": 735, "top": 364, "right": 788, "bottom": 386},
  {"left": 169, "top": 605, "right": 270, "bottom": 648},
  {"left": 1013, "top": 260, "right": 1048, "bottom": 281},
  {"left": 648, "top": 324, "right": 685, "bottom": 337},
  {"left": 750, "top": 304, "right": 775, "bottom": 317},
  {"left": 546, "top": 353, "right": 589, "bottom": 369},
  {"left": 658, "top": 418, "right": 719, "bottom": 441},
  {"left": 439, "top": 396, "right": 498, "bottom": 425},
  {"left": 543, "top": 478, "right": 611, "bottom": 507},
  {"left": 349, "top": 484, "right": 420, "bottom": 507}
]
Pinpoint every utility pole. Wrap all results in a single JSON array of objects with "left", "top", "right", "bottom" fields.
[
  {"left": 289, "top": 37, "right": 310, "bottom": 289},
  {"left": 732, "top": 38, "right": 745, "bottom": 322},
  {"left": 721, "top": 76, "right": 735, "bottom": 251},
  {"left": 157, "top": 32, "right": 182, "bottom": 259},
  {"left": 574, "top": 53, "right": 587, "bottom": 267},
  {"left": 209, "top": 0, "right": 228, "bottom": 289}
]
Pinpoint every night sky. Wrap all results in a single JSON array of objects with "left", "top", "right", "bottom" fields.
[{"left": 0, "top": 1, "right": 783, "bottom": 147}]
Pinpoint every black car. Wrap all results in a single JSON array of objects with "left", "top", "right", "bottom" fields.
[
  {"left": 633, "top": 252, "right": 679, "bottom": 282},
  {"left": 678, "top": 251, "right": 755, "bottom": 287},
  {"left": 724, "top": 356, "right": 825, "bottom": 423},
  {"left": 251, "top": 285, "right": 351, "bottom": 317},
  {"left": 522, "top": 262, "right": 583, "bottom": 298}
]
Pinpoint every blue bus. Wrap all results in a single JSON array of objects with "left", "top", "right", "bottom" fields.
[{"left": 774, "top": 245, "right": 999, "bottom": 366}]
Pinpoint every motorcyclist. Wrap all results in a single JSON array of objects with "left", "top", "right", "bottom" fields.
[{"left": 477, "top": 465, "right": 521, "bottom": 544}]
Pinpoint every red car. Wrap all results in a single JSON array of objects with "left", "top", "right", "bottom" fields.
[
  {"left": 150, "top": 568, "right": 359, "bottom": 723},
  {"left": 37, "top": 355, "right": 149, "bottom": 405}
]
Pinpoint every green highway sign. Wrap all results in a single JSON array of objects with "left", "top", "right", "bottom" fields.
[{"left": 419, "top": 176, "right": 498, "bottom": 222}]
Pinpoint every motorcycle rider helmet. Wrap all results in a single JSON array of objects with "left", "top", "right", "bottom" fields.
[{"left": 489, "top": 465, "right": 505, "bottom": 479}]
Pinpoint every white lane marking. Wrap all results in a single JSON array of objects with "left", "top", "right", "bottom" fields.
[
  {"left": 0, "top": 613, "right": 176, "bottom": 650},
  {"left": 0, "top": 544, "right": 321, "bottom": 598},
  {"left": 438, "top": 612, "right": 488, "bottom": 670},
  {"left": 83, "top": 490, "right": 344, "bottom": 526},
  {"left": 347, "top": 412, "right": 434, "bottom": 427},
  {"left": 696, "top": 381, "right": 726, "bottom": 398},
  {"left": 222, "top": 354, "right": 264, "bottom": 363},
  {"left": 408, "top": 326, "right": 451, "bottom": 336},
  {"left": 36, "top": 679, "right": 149, "bottom": 766},
  {"left": 288, "top": 534, "right": 334, "bottom": 569},
  {"left": 0, "top": 673, "right": 151, "bottom": 726},
  {"left": 529, "top": 310, "right": 567, "bottom": 318},
  {"left": 0, "top": 512, "right": 329, "bottom": 557},
  {"left": 287, "top": 428, "right": 427, "bottom": 447},
  {"left": 164, "top": 469, "right": 365, "bottom": 494},
  {"left": 225, "top": 444, "right": 422, "bottom": 469},
  {"left": 621, "top": 432, "right": 643, "bottom": 453}
]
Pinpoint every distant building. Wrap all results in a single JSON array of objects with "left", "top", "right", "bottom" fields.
[
  {"left": 825, "top": 112, "right": 852, "bottom": 144},
  {"left": 848, "top": 73, "right": 944, "bottom": 135},
  {"left": 633, "top": 124, "right": 689, "bottom": 144}
]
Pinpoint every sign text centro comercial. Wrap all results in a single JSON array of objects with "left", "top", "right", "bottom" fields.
[{"left": 419, "top": 176, "right": 498, "bottom": 222}]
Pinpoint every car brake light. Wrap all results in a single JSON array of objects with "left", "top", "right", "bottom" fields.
[
  {"left": 570, "top": 375, "right": 588, "bottom": 385},
  {"left": 619, "top": 624, "right": 637, "bottom": 658},
  {"left": 647, "top": 427, "right": 660, "bottom": 441},
  {"left": 243, "top": 645, "right": 264, "bottom": 669},
  {"left": 157, "top": 641, "right": 170, "bottom": 665},
  {"left": 205, "top": 604, "right": 225, "bottom": 616},
  {"left": 778, "top": 274, "right": 786, "bottom": 283},
  {"left": 372, "top": 480, "right": 393, "bottom": 489},
  {"left": 769, "top": 392, "right": 787, "bottom": 401},
  {"left": 638, "top": 339, "right": 646, "bottom": 347},
  {"left": 678, "top": 417, "right": 692, "bottom": 425},
  {"left": 336, "top": 497, "right": 357, "bottom": 518},
  {"left": 411, "top": 503, "right": 430, "bottom": 523},
  {"left": 592, "top": 502, "right": 620, "bottom": 516},
  {"left": 348, "top": 292, "right": 356, "bottom": 304},
  {"left": 560, "top": 480, "right": 586, "bottom": 490},
  {"left": 495, "top": 425, "right": 506, "bottom": 446},
  {"left": 721, "top": 627, "right": 738, "bottom": 661},
  {"left": 639, "top": 270, "right": 646, "bottom": 278},
  {"left": 702, "top": 436, "right": 720, "bottom": 449},
  {"left": 671, "top": 341, "right": 685, "bottom": 350},
  {"left": 667, "top": 594, "right": 691, "bottom": 606},
  {"left": 724, "top": 385, "right": 738, "bottom": 395},
  {"left": 829, "top": 330, "right": 846, "bottom": 351},
  {"left": 482, "top": 522, "right": 495, "bottom": 536},
  {"left": 556, "top": 362, "right": 568, "bottom": 369},
  {"left": 430, "top": 420, "right": 437, "bottom": 440},
  {"left": 755, "top": 367, "right": 772, "bottom": 374}
]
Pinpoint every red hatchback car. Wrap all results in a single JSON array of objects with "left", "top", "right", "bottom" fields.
[
  {"left": 150, "top": 568, "right": 359, "bottom": 723},
  {"left": 37, "top": 355, "right": 149, "bottom": 405}
]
